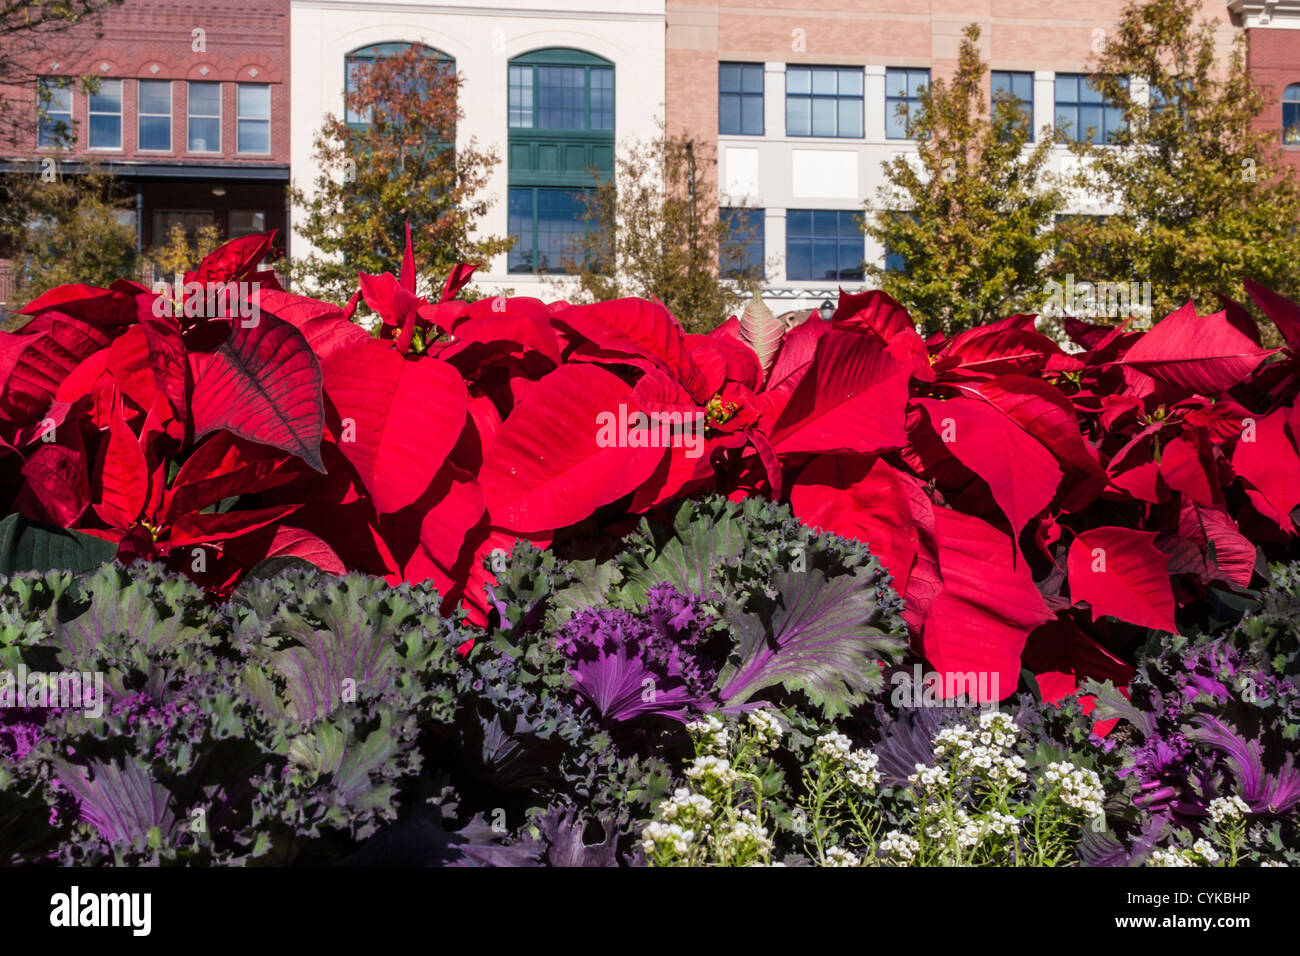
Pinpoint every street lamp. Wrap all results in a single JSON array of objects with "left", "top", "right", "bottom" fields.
[{"left": 818, "top": 298, "right": 834, "bottom": 321}]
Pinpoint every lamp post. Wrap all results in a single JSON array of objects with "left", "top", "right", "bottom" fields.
[{"left": 818, "top": 298, "right": 834, "bottom": 321}]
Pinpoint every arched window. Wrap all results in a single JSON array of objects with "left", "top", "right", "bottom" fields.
[
  {"left": 345, "top": 42, "right": 453, "bottom": 127},
  {"left": 1285, "top": 84, "right": 1300, "bottom": 145},
  {"left": 506, "top": 48, "right": 614, "bottom": 274}
]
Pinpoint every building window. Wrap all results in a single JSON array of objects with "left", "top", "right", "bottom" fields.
[
  {"left": 786, "top": 66, "right": 863, "bottom": 138},
  {"left": 37, "top": 77, "right": 73, "bottom": 148},
  {"left": 1054, "top": 73, "right": 1126, "bottom": 143},
  {"left": 1284, "top": 83, "right": 1300, "bottom": 145},
  {"left": 720, "top": 63, "right": 764, "bottom": 135},
  {"left": 344, "top": 43, "right": 452, "bottom": 129},
  {"left": 137, "top": 80, "right": 172, "bottom": 151},
  {"left": 153, "top": 210, "right": 216, "bottom": 247},
  {"left": 991, "top": 70, "right": 1034, "bottom": 140},
  {"left": 230, "top": 210, "right": 267, "bottom": 237},
  {"left": 885, "top": 68, "right": 929, "bottom": 139},
  {"left": 188, "top": 81, "right": 221, "bottom": 152},
  {"left": 720, "top": 208, "right": 765, "bottom": 279},
  {"left": 508, "top": 187, "right": 596, "bottom": 274},
  {"left": 88, "top": 78, "right": 122, "bottom": 149},
  {"left": 507, "top": 49, "right": 615, "bottom": 273},
  {"left": 237, "top": 83, "right": 270, "bottom": 154},
  {"left": 786, "top": 209, "right": 863, "bottom": 281},
  {"left": 508, "top": 59, "right": 613, "bottom": 130}
]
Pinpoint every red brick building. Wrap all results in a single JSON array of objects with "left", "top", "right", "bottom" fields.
[
  {"left": 0, "top": 0, "right": 289, "bottom": 307},
  {"left": 1228, "top": 1, "right": 1300, "bottom": 175}
]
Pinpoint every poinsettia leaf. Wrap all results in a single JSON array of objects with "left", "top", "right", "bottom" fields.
[
  {"left": 190, "top": 313, "right": 325, "bottom": 472},
  {"left": 738, "top": 293, "right": 785, "bottom": 378},
  {"left": 1067, "top": 527, "right": 1176, "bottom": 632},
  {"left": 1120, "top": 301, "right": 1278, "bottom": 396},
  {"left": 770, "top": 330, "right": 910, "bottom": 455},
  {"left": 0, "top": 513, "right": 116, "bottom": 575},
  {"left": 321, "top": 340, "right": 469, "bottom": 516},
  {"left": 478, "top": 364, "right": 666, "bottom": 534}
]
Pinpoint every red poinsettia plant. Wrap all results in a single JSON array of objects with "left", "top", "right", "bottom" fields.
[{"left": 2, "top": 227, "right": 1298, "bottom": 714}]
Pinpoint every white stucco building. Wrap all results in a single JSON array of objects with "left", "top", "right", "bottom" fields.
[{"left": 290, "top": 0, "right": 666, "bottom": 296}]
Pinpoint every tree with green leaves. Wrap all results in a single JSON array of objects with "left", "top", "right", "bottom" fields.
[
  {"left": 563, "top": 128, "right": 762, "bottom": 334},
  {"left": 289, "top": 43, "right": 512, "bottom": 305},
  {"left": 1051, "top": 0, "right": 1300, "bottom": 330},
  {"left": 1, "top": 159, "right": 137, "bottom": 317},
  {"left": 863, "top": 23, "right": 1064, "bottom": 335}
]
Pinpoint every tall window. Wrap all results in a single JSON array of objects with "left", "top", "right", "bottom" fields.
[
  {"left": 188, "top": 81, "right": 221, "bottom": 152},
  {"left": 237, "top": 83, "right": 270, "bottom": 154},
  {"left": 138, "top": 80, "right": 172, "bottom": 151},
  {"left": 507, "top": 49, "right": 615, "bottom": 274},
  {"left": 37, "top": 77, "right": 73, "bottom": 148},
  {"left": 786, "top": 210, "right": 863, "bottom": 281},
  {"left": 1284, "top": 84, "right": 1300, "bottom": 145},
  {"left": 885, "top": 68, "right": 928, "bottom": 139},
  {"left": 1055, "top": 74, "right": 1126, "bottom": 143},
  {"left": 720, "top": 208, "right": 765, "bottom": 280},
  {"left": 88, "top": 79, "right": 122, "bottom": 149},
  {"left": 991, "top": 70, "right": 1034, "bottom": 140},
  {"left": 720, "top": 63, "right": 764, "bottom": 135},
  {"left": 786, "top": 66, "right": 863, "bottom": 138},
  {"left": 345, "top": 43, "right": 452, "bottom": 128}
]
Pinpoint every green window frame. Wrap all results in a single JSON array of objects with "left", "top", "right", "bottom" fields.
[{"left": 507, "top": 48, "right": 614, "bottom": 274}]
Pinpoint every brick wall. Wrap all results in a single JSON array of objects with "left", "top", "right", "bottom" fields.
[
  {"left": 1, "top": 0, "right": 289, "bottom": 165},
  {"left": 1245, "top": 27, "right": 1300, "bottom": 175}
]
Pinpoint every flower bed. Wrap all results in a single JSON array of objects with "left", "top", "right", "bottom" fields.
[{"left": 1, "top": 229, "right": 1297, "bottom": 865}]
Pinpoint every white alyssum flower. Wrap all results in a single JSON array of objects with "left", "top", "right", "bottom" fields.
[
  {"left": 907, "top": 763, "right": 950, "bottom": 793},
  {"left": 1192, "top": 838, "right": 1221, "bottom": 864},
  {"left": 1260, "top": 860, "right": 1288, "bottom": 867},
  {"left": 747, "top": 709, "right": 783, "bottom": 749},
  {"left": 685, "top": 714, "right": 730, "bottom": 754},
  {"left": 982, "top": 812, "right": 1020, "bottom": 837},
  {"left": 815, "top": 731, "right": 853, "bottom": 765},
  {"left": 1207, "top": 795, "right": 1251, "bottom": 825},
  {"left": 658, "top": 788, "right": 714, "bottom": 823},
  {"left": 684, "top": 755, "right": 738, "bottom": 787},
  {"left": 923, "top": 806, "right": 982, "bottom": 848},
  {"left": 641, "top": 821, "right": 696, "bottom": 856},
  {"left": 878, "top": 829, "right": 921, "bottom": 864},
  {"left": 1148, "top": 847, "right": 1196, "bottom": 868},
  {"left": 845, "top": 748, "right": 881, "bottom": 790},
  {"left": 823, "top": 846, "right": 860, "bottom": 867},
  {"left": 1041, "top": 761, "right": 1106, "bottom": 818},
  {"left": 716, "top": 811, "right": 774, "bottom": 856}
]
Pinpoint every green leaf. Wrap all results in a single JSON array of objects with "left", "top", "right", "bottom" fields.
[{"left": 0, "top": 513, "right": 116, "bottom": 576}]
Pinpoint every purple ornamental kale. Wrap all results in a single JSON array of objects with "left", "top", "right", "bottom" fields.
[{"left": 555, "top": 584, "right": 717, "bottom": 723}]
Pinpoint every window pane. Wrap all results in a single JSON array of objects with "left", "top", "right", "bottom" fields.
[
  {"left": 787, "top": 67, "right": 810, "bottom": 94},
  {"left": 838, "top": 238, "right": 864, "bottom": 279},
  {"left": 886, "top": 104, "right": 907, "bottom": 139},
  {"left": 908, "top": 71, "right": 928, "bottom": 98},
  {"left": 89, "top": 113, "right": 121, "bottom": 148},
  {"left": 536, "top": 188, "right": 586, "bottom": 273},
  {"left": 811, "top": 97, "right": 835, "bottom": 136},
  {"left": 139, "top": 80, "right": 170, "bottom": 114},
  {"left": 1080, "top": 78, "right": 1104, "bottom": 104},
  {"left": 89, "top": 79, "right": 122, "bottom": 113},
  {"left": 238, "top": 119, "right": 269, "bottom": 153},
  {"left": 811, "top": 68, "right": 836, "bottom": 95},
  {"left": 189, "top": 82, "right": 220, "bottom": 115},
  {"left": 787, "top": 209, "right": 811, "bottom": 236},
  {"left": 44, "top": 80, "right": 73, "bottom": 113},
  {"left": 838, "top": 97, "right": 862, "bottom": 137},
  {"left": 811, "top": 239, "right": 837, "bottom": 279},
  {"left": 720, "top": 95, "right": 741, "bottom": 134},
  {"left": 238, "top": 84, "right": 270, "bottom": 119},
  {"left": 538, "top": 66, "right": 584, "bottom": 129},
  {"left": 787, "top": 240, "right": 811, "bottom": 280},
  {"left": 720, "top": 64, "right": 741, "bottom": 92},
  {"left": 786, "top": 96, "right": 810, "bottom": 136},
  {"left": 189, "top": 116, "right": 219, "bottom": 151},
  {"left": 1080, "top": 105, "right": 1103, "bottom": 141},
  {"left": 742, "top": 64, "right": 764, "bottom": 93},
  {"left": 1055, "top": 74, "right": 1079, "bottom": 104},
  {"left": 839, "top": 68, "right": 863, "bottom": 96},
  {"left": 139, "top": 114, "right": 170, "bottom": 150},
  {"left": 885, "top": 69, "right": 906, "bottom": 98},
  {"left": 812, "top": 209, "right": 838, "bottom": 234},
  {"left": 741, "top": 95, "right": 763, "bottom": 135},
  {"left": 508, "top": 188, "right": 534, "bottom": 273},
  {"left": 230, "top": 210, "right": 266, "bottom": 236}
]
